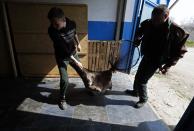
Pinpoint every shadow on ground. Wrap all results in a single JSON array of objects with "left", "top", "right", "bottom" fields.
[
  {"left": 0, "top": 78, "right": 171, "bottom": 131},
  {"left": 1, "top": 110, "right": 168, "bottom": 131}
]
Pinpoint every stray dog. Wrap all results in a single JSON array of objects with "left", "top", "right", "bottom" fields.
[{"left": 85, "top": 60, "right": 117, "bottom": 94}]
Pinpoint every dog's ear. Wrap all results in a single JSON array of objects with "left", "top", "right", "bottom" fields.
[{"left": 108, "top": 56, "right": 119, "bottom": 72}]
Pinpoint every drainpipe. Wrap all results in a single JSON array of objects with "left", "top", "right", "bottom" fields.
[
  {"left": 1, "top": 2, "right": 18, "bottom": 78},
  {"left": 115, "top": 0, "right": 126, "bottom": 41},
  {"left": 169, "top": 0, "right": 180, "bottom": 10}
]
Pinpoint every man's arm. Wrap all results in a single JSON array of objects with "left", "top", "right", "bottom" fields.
[
  {"left": 133, "top": 20, "right": 148, "bottom": 46},
  {"left": 70, "top": 55, "right": 83, "bottom": 69},
  {"left": 160, "top": 24, "right": 189, "bottom": 74},
  {"left": 74, "top": 34, "right": 81, "bottom": 52},
  {"left": 166, "top": 25, "right": 189, "bottom": 66},
  {"left": 74, "top": 34, "right": 79, "bottom": 45}
]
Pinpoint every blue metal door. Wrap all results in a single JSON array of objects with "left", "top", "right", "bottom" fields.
[
  {"left": 123, "top": 0, "right": 171, "bottom": 73},
  {"left": 116, "top": 0, "right": 142, "bottom": 73}
]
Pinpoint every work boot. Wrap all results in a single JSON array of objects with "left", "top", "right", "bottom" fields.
[
  {"left": 134, "top": 100, "right": 147, "bottom": 108},
  {"left": 58, "top": 99, "right": 67, "bottom": 110},
  {"left": 125, "top": 89, "right": 139, "bottom": 97}
]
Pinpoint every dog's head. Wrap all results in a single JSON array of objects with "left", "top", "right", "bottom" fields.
[{"left": 108, "top": 55, "right": 119, "bottom": 73}]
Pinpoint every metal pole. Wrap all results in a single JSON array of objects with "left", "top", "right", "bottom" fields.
[
  {"left": 115, "top": 0, "right": 126, "bottom": 41},
  {"left": 126, "top": 0, "right": 142, "bottom": 73},
  {"left": 169, "top": 0, "right": 180, "bottom": 10},
  {"left": 1, "top": 2, "right": 18, "bottom": 78}
]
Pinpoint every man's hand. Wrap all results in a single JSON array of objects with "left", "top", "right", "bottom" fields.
[
  {"left": 74, "top": 34, "right": 81, "bottom": 52},
  {"left": 70, "top": 55, "right": 83, "bottom": 69},
  {"left": 133, "top": 37, "right": 142, "bottom": 47},
  {"left": 77, "top": 44, "right": 81, "bottom": 52},
  {"left": 159, "top": 65, "right": 170, "bottom": 75}
]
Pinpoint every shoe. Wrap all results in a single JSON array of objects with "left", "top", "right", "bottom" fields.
[
  {"left": 134, "top": 100, "right": 147, "bottom": 108},
  {"left": 58, "top": 100, "right": 67, "bottom": 110},
  {"left": 125, "top": 90, "right": 138, "bottom": 97}
]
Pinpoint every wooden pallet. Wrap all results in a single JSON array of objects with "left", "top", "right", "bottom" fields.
[{"left": 88, "top": 41, "right": 120, "bottom": 71}]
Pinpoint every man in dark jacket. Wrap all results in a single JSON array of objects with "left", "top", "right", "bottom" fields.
[
  {"left": 48, "top": 7, "right": 91, "bottom": 110},
  {"left": 125, "top": 4, "right": 189, "bottom": 108}
]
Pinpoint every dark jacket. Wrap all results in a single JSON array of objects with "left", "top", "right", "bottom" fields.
[
  {"left": 48, "top": 17, "right": 77, "bottom": 60},
  {"left": 135, "top": 19, "right": 189, "bottom": 67}
]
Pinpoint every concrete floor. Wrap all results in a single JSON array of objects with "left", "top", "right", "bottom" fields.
[{"left": 0, "top": 72, "right": 170, "bottom": 131}]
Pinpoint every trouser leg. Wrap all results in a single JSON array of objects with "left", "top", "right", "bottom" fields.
[
  {"left": 133, "top": 57, "right": 159, "bottom": 102},
  {"left": 69, "top": 53, "right": 90, "bottom": 88},
  {"left": 58, "top": 60, "right": 69, "bottom": 100}
]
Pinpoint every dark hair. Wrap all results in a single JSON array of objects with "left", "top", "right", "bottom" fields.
[
  {"left": 47, "top": 7, "right": 65, "bottom": 20},
  {"left": 152, "top": 4, "right": 169, "bottom": 16}
]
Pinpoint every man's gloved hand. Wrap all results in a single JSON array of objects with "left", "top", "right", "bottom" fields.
[{"left": 159, "top": 64, "right": 170, "bottom": 75}]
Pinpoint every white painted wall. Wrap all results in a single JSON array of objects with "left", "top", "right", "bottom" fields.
[{"left": 124, "top": 0, "right": 136, "bottom": 22}]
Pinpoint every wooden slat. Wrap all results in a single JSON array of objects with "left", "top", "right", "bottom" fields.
[
  {"left": 106, "top": 42, "right": 111, "bottom": 70},
  {"left": 99, "top": 42, "right": 105, "bottom": 71},
  {"left": 88, "top": 42, "right": 92, "bottom": 70},
  {"left": 101, "top": 42, "right": 106, "bottom": 71},
  {"left": 94, "top": 42, "right": 98, "bottom": 71},
  {"left": 92, "top": 42, "right": 96, "bottom": 71},
  {"left": 96, "top": 42, "right": 101, "bottom": 71},
  {"left": 104, "top": 41, "right": 108, "bottom": 70},
  {"left": 89, "top": 42, "right": 92, "bottom": 71},
  {"left": 88, "top": 42, "right": 90, "bottom": 70},
  {"left": 103, "top": 41, "right": 108, "bottom": 70},
  {"left": 116, "top": 41, "right": 121, "bottom": 60},
  {"left": 93, "top": 42, "right": 96, "bottom": 71},
  {"left": 112, "top": 42, "right": 116, "bottom": 64},
  {"left": 90, "top": 41, "right": 94, "bottom": 71},
  {"left": 108, "top": 41, "right": 113, "bottom": 69}
]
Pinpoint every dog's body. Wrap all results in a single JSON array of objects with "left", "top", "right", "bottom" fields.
[
  {"left": 86, "top": 69, "right": 113, "bottom": 94},
  {"left": 84, "top": 52, "right": 118, "bottom": 94}
]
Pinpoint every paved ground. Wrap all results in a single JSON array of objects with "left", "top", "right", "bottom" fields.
[
  {"left": 169, "top": 47, "right": 194, "bottom": 100},
  {"left": 149, "top": 47, "right": 194, "bottom": 127},
  {"left": 129, "top": 47, "right": 194, "bottom": 129},
  {"left": 0, "top": 72, "right": 170, "bottom": 131}
]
